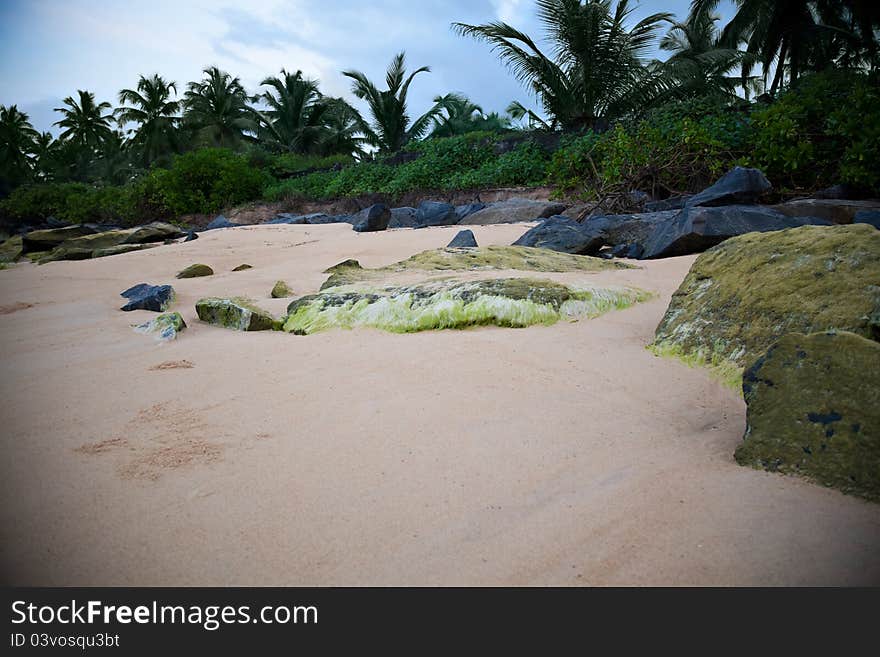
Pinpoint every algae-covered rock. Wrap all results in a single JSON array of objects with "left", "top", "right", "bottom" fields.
[
  {"left": 232, "top": 264, "right": 253, "bottom": 271},
  {"left": 92, "top": 243, "right": 158, "bottom": 258},
  {"left": 0, "top": 235, "right": 23, "bottom": 263},
  {"left": 37, "top": 246, "right": 95, "bottom": 263},
  {"left": 22, "top": 225, "right": 96, "bottom": 251},
  {"left": 735, "top": 331, "right": 880, "bottom": 501},
  {"left": 177, "top": 263, "right": 214, "bottom": 279},
  {"left": 271, "top": 280, "right": 294, "bottom": 298},
  {"left": 653, "top": 224, "right": 880, "bottom": 372},
  {"left": 53, "top": 229, "right": 137, "bottom": 252},
  {"left": 283, "top": 278, "right": 647, "bottom": 335},
  {"left": 195, "top": 297, "right": 276, "bottom": 331},
  {"left": 135, "top": 311, "right": 187, "bottom": 341},
  {"left": 122, "top": 222, "right": 184, "bottom": 244},
  {"left": 320, "top": 246, "right": 632, "bottom": 290}
]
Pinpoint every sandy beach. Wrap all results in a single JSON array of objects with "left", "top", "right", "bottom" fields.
[{"left": 1, "top": 222, "right": 878, "bottom": 586}]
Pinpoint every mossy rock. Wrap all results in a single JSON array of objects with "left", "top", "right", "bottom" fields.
[
  {"left": 92, "top": 243, "right": 158, "bottom": 259},
  {"left": 22, "top": 225, "right": 95, "bottom": 251},
  {"left": 283, "top": 277, "right": 648, "bottom": 335},
  {"left": 37, "top": 247, "right": 95, "bottom": 264},
  {"left": 195, "top": 297, "right": 276, "bottom": 331},
  {"left": 320, "top": 246, "right": 633, "bottom": 290},
  {"left": 135, "top": 312, "right": 187, "bottom": 341},
  {"left": 232, "top": 264, "right": 253, "bottom": 272},
  {"left": 0, "top": 235, "right": 23, "bottom": 263},
  {"left": 57, "top": 229, "right": 137, "bottom": 252},
  {"left": 271, "top": 280, "right": 294, "bottom": 298},
  {"left": 735, "top": 331, "right": 880, "bottom": 502},
  {"left": 177, "top": 263, "right": 214, "bottom": 279},
  {"left": 652, "top": 225, "right": 880, "bottom": 374}
]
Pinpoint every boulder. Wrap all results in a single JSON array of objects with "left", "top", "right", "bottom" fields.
[
  {"left": 195, "top": 297, "right": 276, "bottom": 331},
  {"left": 205, "top": 215, "right": 240, "bottom": 230},
  {"left": 305, "top": 214, "right": 354, "bottom": 225},
  {"left": 22, "top": 225, "right": 96, "bottom": 252},
  {"left": 0, "top": 235, "right": 23, "bottom": 263},
  {"left": 135, "top": 312, "right": 187, "bottom": 341},
  {"left": 388, "top": 207, "right": 418, "bottom": 229},
  {"left": 455, "top": 203, "right": 486, "bottom": 221},
  {"left": 814, "top": 184, "right": 859, "bottom": 200},
  {"left": 459, "top": 198, "right": 568, "bottom": 225},
  {"left": 91, "top": 244, "right": 158, "bottom": 259},
  {"left": 735, "top": 331, "right": 880, "bottom": 501},
  {"left": 120, "top": 283, "right": 175, "bottom": 312},
  {"left": 271, "top": 280, "right": 294, "bottom": 298},
  {"left": 53, "top": 229, "right": 137, "bottom": 252},
  {"left": 512, "top": 216, "right": 605, "bottom": 255},
  {"left": 770, "top": 198, "right": 880, "bottom": 225},
  {"left": 37, "top": 247, "right": 95, "bottom": 264},
  {"left": 652, "top": 224, "right": 880, "bottom": 368},
  {"left": 641, "top": 205, "right": 832, "bottom": 259},
  {"left": 687, "top": 166, "right": 771, "bottom": 207},
  {"left": 352, "top": 204, "right": 391, "bottom": 232},
  {"left": 414, "top": 201, "right": 458, "bottom": 228},
  {"left": 610, "top": 243, "right": 644, "bottom": 259},
  {"left": 645, "top": 196, "right": 690, "bottom": 212},
  {"left": 177, "top": 263, "right": 214, "bottom": 279},
  {"left": 232, "top": 264, "right": 252, "bottom": 271},
  {"left": 266, "top": 213, "right": 309, "bottom": 225},
  {"left": 123, "top": 222, "right": 185, "bottom": 244},
  {"left": 854, "top": 210, "right": 880, "bottom": 230},
  {"left": 447, "top": 229, "right": 478, "bottom": 248}
]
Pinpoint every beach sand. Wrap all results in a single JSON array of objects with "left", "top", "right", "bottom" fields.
[{"left": 1, "top": 223, "right": 878, "bottom": 586}]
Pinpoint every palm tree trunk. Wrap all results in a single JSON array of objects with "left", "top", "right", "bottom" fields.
[{"left": 768, "top": 37, "right": 789, "bottom": 97}]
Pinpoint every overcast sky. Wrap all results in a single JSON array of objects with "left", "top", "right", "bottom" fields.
[{"left": 0, "top": 0, "right": 733, "bottom": 135}]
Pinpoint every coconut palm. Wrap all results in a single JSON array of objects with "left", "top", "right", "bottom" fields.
[
  {"left": 31, "top": 132, "right": 60, "bottom": 181},
  {"left": 183, "top": 66, "right": 256, "bottom": 148},
  {"left": 429, "top": 93, "right": 511, "bottom": 136},
  {"left": 0, "top": 105, "right": 39, "bottom": 186},
  {"left": 342, "top": 52, "right": 447, "bottom": 153},
  {"left": 454, "top": 0, "right": 673, "bottom": 131},
  {"left": 254, "top": 69, "right": 334, "bottom": 154},
  {"left": 53, "top": 90, "right": 114, "bottom": 149},
  {"left": 318, "top": 97, "right": 369, "bottom": 157},
  {"left": 116, "top": 74, "right": 181, "bottom": 165}
]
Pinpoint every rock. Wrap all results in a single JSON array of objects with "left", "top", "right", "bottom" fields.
[
  {"left": 854, "top": 210, "right": 880, "bottom": 230},
  {"left": 184, "top": 230, "right": 198, "bottom": 242},
  {"left": 388, "top": 207, "right": 418, "bottom": 229},
  {"left": 512, "top": 216, "right": 605, "bottom": 255},
  {"left": 459, "top": 198, "right": 568, "bottom": 225},
  {"left": 205, "top": 215, "right": 239, "bottom": 230},
  {"left": 644, "top": 196, "right": 690, "bottom": 212},
  {"left": 45, "top": 216, "right": 67, "bottom": 228},
  {"left": 266, "top": 213, "right": 309, "bottom": 225},
  {"left": 414, "top": 201, "right": 458, "bottom": 228},
  {"left": 22, "top": 225, "right": 96, "bottom": 252},
  {"left": 735, "top": 331, "right": 880, "bottom": 501},
  {"left": 814, "top": 184, "right": 858, "bottom": 200},
  {"left": 455, "top": 203, "right": 486, "bottom": 221},
  {"left": 37, "top": 247, "right": 95, "bottom": 264},
  {"left": 687, "top": 166, "right": 771, "bottom": 207},
  {"left": 610, "top": 243, "right": 644, "bottom": 259},
  {"left": 652, "top": 224, "right": 880, "bottom": 370},
  {"left": 232, "top": 264, "right": 252, "bottom": 271},
  {"left": 135, "top": 311, "right": 187, "bottom": 341},
  {"left": 447, "top": 229, "right": 478, "bottom": 248},
  {"left": 352, "top": 204, "right": 391, "bottom": 232},
  {"left": 271, "top": 280, "right": 294, "bottom": 298},
  {"left": 91, "top": 243, "right": 158, "bottom": 259},
  {"left": 120, "top": 283, "right": 175, "bottom": 312},
  {"left": 641, "top": 205, "right": 831, "bottom": 259},
  {"left": 305, "top": 214, "right": 354, "bottom": 225},
  {"left": 51, "top": 229, "right": 137, "bottom": 252},
  {"left": 770, "top": 198, "right": 880, "bottom": 225},
  {"left": 123, "top": 222, "right": 185, "bottom": 244},
  {"left": 195, "top": 297, "right": 277, "bottom": 331},
  {"left": 0, "top": 235, "right": 23, "bottom": 263},
  {"left": 283, "top": 277, "right": 647, "bottom": 335},
  {"left": 176, "top": 263, "right": 214, "bottom": 279}
]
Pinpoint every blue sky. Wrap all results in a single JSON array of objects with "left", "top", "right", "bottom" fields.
[{"left": 0, "top": 0, "right": 734, "bottom": 134}]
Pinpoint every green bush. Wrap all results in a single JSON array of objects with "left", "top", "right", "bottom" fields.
[{"left": 0, "top": 182, "right": 140, "bottom": 227}]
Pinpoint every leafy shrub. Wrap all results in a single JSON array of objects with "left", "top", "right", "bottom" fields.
[{"left": 0, "top": 182, "right": 140, "bottom": 227}]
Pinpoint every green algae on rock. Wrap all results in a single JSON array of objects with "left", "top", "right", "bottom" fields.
[
  {"left": 177, "top": 263, "right": 214, "bottom": 279},
  {"left": 0, "top": 235, "right": 23, "bottom": 263},
  {"left": 652, "top": 224, "right": 880, "bottom": 379},
  {"left": 735, "top": 331, "right": 880, "bottom": 502},
  {"left": 232, "top": 264, "right": 253, "bottom": 271},
  {"left": 320, "top": 246, "right": 633, "bottom": 290},
  {"left": 195, "top": 297, "right": 276, "bottom": 331},
  {"left": 283, "top": 278, "right": 648, "bottom": 335},
  {"left": 91, "top": 243, "right": 158, "bottom": 259},
  {"left": 271, "top": 280, "right": 294, "bottom": 298},
  {"left": 135, "top": 312, "right": 187, "bottom": 341}
]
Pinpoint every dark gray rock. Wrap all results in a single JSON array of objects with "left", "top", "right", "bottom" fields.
[
  {"left": 414, "top": 201, "right": 458, "bottom": 228},
  {"left": 120, "top": 283, "right": 175, "bottom": 312},
  {"left": 645, "top": 196, "right": 690, "bottom": 212},
  {"left": 610, "top": 243, "right": 644, "bottom": 259},
  {"left": 641, "top": 205, "right": 832, "bottom": 259},
  {"left": 771, "top": 199, "right": 880, "bottom": 225},
  {"left": 460, "top": 198, "right": 568, "bottom": 225},
  {"left": 512, "top": 215, "right": 605, "bottom": 255},
  {"left": 352, "top": 204, "right": 391, "bottom": 232},
  {"left": 306, "top": 214, "right": 354, "bottom": 225},
  {"left": 854, "top": 210, "right": 880, "bottom": 229},
  {"left": 266, "top": 213, "right": 310, "bottom": 225},
  {"left": 45, "top": 216, "right": 67, "bottom": 228},
  {"left": 455, "top": 203, "right": 486, "bottom": 221},
  {"left": 447, "top": 229, "right": 478, "bottom": 248},
  {"left": 205, "top": 215, "right": 239, "bottom": 230},
  {"left": 687, "top": 167, "right": 771, "bottom": 207},
  {"left": 184, "top": 230, "right": 198, "bottom": 242},
  {"left": 388, "top": 207, "right": 418, "bottom": 229}
]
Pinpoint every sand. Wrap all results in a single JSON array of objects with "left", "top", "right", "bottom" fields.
[{"left": 1, "top": 222, "right": 878, "bottom": 586}]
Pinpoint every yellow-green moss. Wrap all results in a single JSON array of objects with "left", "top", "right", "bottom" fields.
[
  {"left": 648, "top": 342, "right": 745, "bottom": 392},
  {"left": 195, "top": 297, "right": 276, "bottom": 331},
  {"left": 177, "top": 263, "right": 214, "bottom": 279},
  {"left": 0, "top": 235, "right": 23, "bottom": 263},
  {"left": 271, "top": 280, "right": 294, "bottom": 298}
]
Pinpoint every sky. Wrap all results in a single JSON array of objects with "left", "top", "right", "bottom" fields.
[{"left": 0, "top": 0, "right": 734, "bottom": 135}]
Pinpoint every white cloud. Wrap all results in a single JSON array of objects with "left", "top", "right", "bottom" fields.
[{"left": 489, "top": 0, "right": 525, "bottom": 24}]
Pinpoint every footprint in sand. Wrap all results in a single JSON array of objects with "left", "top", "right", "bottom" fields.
[{"left": 149, "top": 360, "right": 195, "bottom": 370}]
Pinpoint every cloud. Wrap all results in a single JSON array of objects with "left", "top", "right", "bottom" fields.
[{"left": 489, "top": 0, "right": 526, "bottom": 24}]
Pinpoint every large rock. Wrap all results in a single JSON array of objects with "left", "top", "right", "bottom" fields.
[
  {"left": 388, "top": 207, "right": 418, "bottom": 229},
  {"left": 459, "top": 198, "right": 568, "bottom": 225},
  {"left": 687, "top": 166, "right": 771, "bottom": 207},
  {"left": 266, "top": 213, "right": 309, "bottom": 225},
  {"left": 513, "top": 215, "right": 605, "bottom": 255},
  {"left": 352, "top": 204, "right": 391, "bottom": 232},
  {"left": 771, "top": 198, "right": 880, "bottom": 225},
  {"left": 195, "top": 297, "right": 276, "bottom": 331},
  {"left": 735, "top": 331, "right": 880, "bottom": 501},
  {"left": 205, "top": 215, "right": 240, "bottom": 230},
  {"left": 123, "top": 222, "right": 184, "bottom": 244},
  {"left": 22, "top": 225, "right": 96, "bottom": 252},
  {"left": 854, "top": 210, "right": 880, "bottom": 230},
  {"left": 91, "top": 243, "right": 158, "bottom": 259},
  {"left": 641, "top": 205, "right": 831, "bottom": 259},
  {"left": 0, "top": 235, "right": 23, "bottom": 263},
  {"left": 176, "top": 263, "right": 213, "bottom": 279},
  {"left": 52, "top": 229, "right": 137, "bottom": 252},
  {"left": 305, "top": 214, "right": 354, "bottom": 225},
  {"left": 120, "top": 283, "right": 175, "bottom": 312},
  {"left": 414, "top": 201, "right": 458, "bottom": 228},
  {"left": 447, "top": 229, "right": 478, "bottom": 248},
  {"left": 455, "top": 203, "right": 486, "bottom": 221},
  {"left": 652, "top": 224, "right": 880, "bottom": 368}
]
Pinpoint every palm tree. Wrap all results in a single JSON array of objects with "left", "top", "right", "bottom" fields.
[
  {"left": 254, "top": 69, "right": 334, "bottom": 154},
  {"left": 183, "top": 66, "right": 256, "bottom": 148},
  {"left": 319, "top": 97, "right": 369, "bottom": 157},
  {"left": 0, "top": 105, "right": 39, "bottom": 188},
  {"left": 31, "top": 132, "right": 60, "bottom": 181},
  {"left": 116, "top": 74, "right": 181, "bottom": 166},
  {"left": 53, "top": 90, "right": 114, "bottom": 149},
  {"left": 342, "top": 52, "right": 447, "bottom": 153},
  {"left": 454, "top": 0, "right": 673, "bottom": 132}
]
